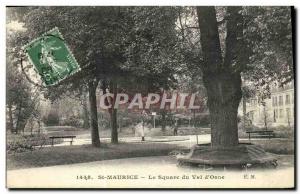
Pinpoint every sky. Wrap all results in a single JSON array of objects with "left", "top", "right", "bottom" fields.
[{"left": 6, "top": 20, "right": 25, "bottom": 32}]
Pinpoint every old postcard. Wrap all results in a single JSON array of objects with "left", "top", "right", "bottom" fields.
[{"left": 6, "top": 5, "right": 295, "bottom": 189}]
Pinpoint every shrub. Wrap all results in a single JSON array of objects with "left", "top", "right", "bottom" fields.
[
  {"left": 43, "top": 113, "right": 59, "bottom": 126},
  {"left": 270, "top": 125, "right": 294, "bottom": 138},
  {"left": 194, "top": 114, "right": 210, "bottom": 127},
  {"left": 7, "top": 140, "right": 34, "bottom": 154},
  {"left": 61, "top": 116, "right": 81, "bottom": 127},
  {"left": 7, "top": 134, "right": 62, "bottom": 154}
]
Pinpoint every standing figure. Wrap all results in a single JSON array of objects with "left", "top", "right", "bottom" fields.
[{"left": 174, "top": 120, "right": 178, "bottom": 136}]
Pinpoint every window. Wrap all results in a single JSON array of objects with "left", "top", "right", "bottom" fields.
[
  {"left": 286, "top": 94, "right": 290, "bottom": 105},
  {"left": 286, "top": 108, "right": 292, "bottom": 124},
  {"left": 279, "top": 96, "right": 283, "bottom": 106},
  {"left": 286, "top": 108, "right": 291, "bottom": 118},
  {"left": 273, "top": 96, "right": 278, "bottom": 107},
  {"left": 274, "top": 109, "right": 278, "bottom": 120},
  {"left": 279, "top": 109, "right": 283, "bottom": 118}
]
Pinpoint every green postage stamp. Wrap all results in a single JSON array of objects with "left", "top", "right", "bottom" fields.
[{"left": 23, "top": 27, "right": 80, "bottom": 86}]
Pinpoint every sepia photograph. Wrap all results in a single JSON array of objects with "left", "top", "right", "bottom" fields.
[{"left": 5, "top": 5, "right": 295, "bottom": 189}]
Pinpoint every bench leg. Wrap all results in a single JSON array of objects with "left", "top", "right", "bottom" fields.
[
  {"left": 248, "top": 133, "right": 251, "bottom": 140},
  {"left": 51, "top": 139, "right": 54, "bottom": 147},
  {"left": 70, "top": 138, "right": 73, "bottom": 146}
]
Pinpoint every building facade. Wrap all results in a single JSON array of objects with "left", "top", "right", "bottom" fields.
[{"left": 239, "top": 81, "right": 294, "bottom": 128}]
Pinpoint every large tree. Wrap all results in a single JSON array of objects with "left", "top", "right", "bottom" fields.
[
  {"left": 20, "top": 7, "right": 110, "bottom": 146},
  {"left": 123, "top": 7, "right": 180, "bottom": 130},
  {"left": 193, "top": 6, "right": 292, "bottom": 147},
  {"left": 196, "top": 7, "right": 243, "bottom": 146},
  {"left": 20, "top": 6, "right": 144, "bottom": 145},
  {"left": 6, "top": 29, "right": 41, "bottom": 134},
  {"left": 14, "top": 6, "right": 179, "bottom": 145}
]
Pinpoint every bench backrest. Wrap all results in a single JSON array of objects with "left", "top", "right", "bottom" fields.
[{"left": 49, "top": 136, "right": 76, "bottom": 138}]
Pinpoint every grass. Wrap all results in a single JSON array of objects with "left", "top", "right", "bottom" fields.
[
  {"left": 7, "top": 142, "right": 185, "bottom": 170},
  {"left": 7, "top": 129, "right": 294, "bottom": 170},
  {"left": 240, "top": 138, "right": 294, "bottom": 155}
]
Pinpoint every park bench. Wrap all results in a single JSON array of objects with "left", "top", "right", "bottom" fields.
[
  {"left": 246, "top": 130, "right": 275, "bottom": 140},
  {"left": 49, "top": 135, "right": 76, "bottom": 146}
]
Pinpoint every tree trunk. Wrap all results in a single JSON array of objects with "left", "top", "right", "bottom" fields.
[
  {"left": 38, "top": 120, "right": 41, "bottom": 134},
  {"left": 111, "top": 108, "right": 118, "bottom": 143},
  {"left": 287, "top": 111, "right": 291, "bottom": 127},
  {"left": 110, "top": 81, "right": 118, "bottom": 144},
  {"left": 19, "top": 119, "right": 27, "bottom": 135},
  {"left": 82, "top": 93, "right": 90, "bottom": 129},
  {"left": 30, "top": 119, "right": 33, "bottom": 135},
  {"left": 7, "top": 104, "right": 14, "bottom": 134},
  {"left": 193, "top": 109, "right": 196, "bottom": 127},
  {"left": 242, "top": 97, "right": 246, "bottom": 131},
  {"left": 15, "top": 100, "right": 23, "bottom": 134},
  {"left": 263, "top": 105, "right": 268, "bottom": 130},
  {"left": 197, "top": 7, "right": 244, "bottom": 148},
  {"left": 118, "top": 117, "right": 122, "bottom": 132},
  {"left": 203, "top": 72, "right": 242, "bottom": 147},
  {"left": 161, "top": 110, "right": 166, "bottom": 131},
  {"left": 88, "top": 81, "right": 101, "bottom": 147},
  {"left": 101, "top": 80, "right": 118, "bottom": 144}
]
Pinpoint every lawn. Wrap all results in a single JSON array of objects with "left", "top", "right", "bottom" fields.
[
  {"left": 7, "top": 142, "right": 186, "bottom": 170},
  {"left": 240, "top": 138, "right": 294, "bottom": 155},
  {"left": 7, "top": 135, "right": 294, "bottom": 170}
]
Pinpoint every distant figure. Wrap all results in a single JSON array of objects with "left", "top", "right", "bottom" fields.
[
  {"left": 131, "top": 124, "right": 135, "bottom": 134},
  {"left": 173, "top": 121, "right": 178, "bottom": 136}
]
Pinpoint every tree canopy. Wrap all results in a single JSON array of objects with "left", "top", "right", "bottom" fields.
[{"left": 7, "top": 6, "right": 293, "bottom": 147}]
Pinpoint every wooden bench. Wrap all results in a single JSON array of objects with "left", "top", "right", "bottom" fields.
[
  {"left": 246, "top": 130, "right": 275, "bottom": 140},
  {"left": 49, "top": 135, "right": 76, "bottom": 146}
]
